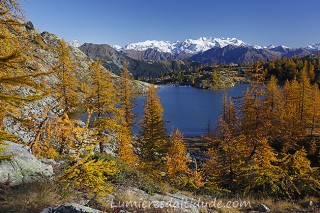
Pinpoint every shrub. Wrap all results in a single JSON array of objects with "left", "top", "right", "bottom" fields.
[{"left": 101, "top": 154, "right": 162, "bottom": 195}]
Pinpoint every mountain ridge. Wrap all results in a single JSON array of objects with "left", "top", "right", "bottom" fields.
[
  {"left": 114, "top": 36, "right": 320, "bottom": 54},
  {"left": 79, "top": 43, "right": 202, "bottom": 78},
  {"left": 110, "top": 37, "right": 319, "bottom": 62},
  {"left": 115, "top": 37, "right": 248, "bottom": 56},
  {"left": 78, "top": 37, "right": 320, "bottom": 78}
]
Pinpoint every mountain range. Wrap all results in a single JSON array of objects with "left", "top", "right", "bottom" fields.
[
  {"left": 113, "top": 37, "right": 320, "bottom": 61},
  {"left": 78, "top": 37, "right": 320, "bottom": 78},
  {"left": 79, "top": 43, "right": 201, "bottom": 78}
]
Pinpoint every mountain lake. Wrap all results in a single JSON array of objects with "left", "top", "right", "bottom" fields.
[{"left": 133, "top": 84, "right": 250, "bottom": 137}]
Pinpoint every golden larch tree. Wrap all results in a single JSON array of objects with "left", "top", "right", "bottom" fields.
[
  {"left": 0, "top": 0, "right": 47, "bottom": 158},
  {"left": 87, "top": 60, "right": 121, "bottom": 153},
  {"left": 298, "top": 67, "right": 313, "bottom": 127},
  {"left": 243, "top": 138, "right": 282, "bottom": 195},
  {"left": 59, "top": 113, "right": 119, "bottom": 197},
  {"left": 117, "top": 63, "right": 137, "bottom": 165},
  {"left": 210, "top": 118, "right": 249, "bottom": 191},
  {"left": 279, "top": 148, "right": 320, "bottom": 198},
  {"left": 263, "top": 76, "right": 284, "bottom": 144},
  {"left": 55, "top": 40, "right": 78, "bottom": 115},
  {"left": 140, "top": 85, "right": 167, "bottom": 170},
  {"left": 118, "top": 122, "right": 137, "bottom": 165},
  {"left": 281, "top": 79, "right": 304, "bottom": 150},
  {"left": 119, "top": 62, "right": 135, "bottom": 131},
  {"left": 165, "top": 129, "right": 191, "bottom": 186}
]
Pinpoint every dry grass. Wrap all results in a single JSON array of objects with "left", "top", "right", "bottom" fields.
[
  {"left": 300, "top": 196, "right": 318, "bottom": 204},
  {"left": 249, "top": 197, "right": 303, "bottom": 213},
  {"left": 115, "top": 188, "right": 145, "bottom": 204},
  {"left": 0, "top": 178, "right": 317, "bottom": 213},
  {"left": 218, "top": 208, "right": 241, "bottom": 213},
  {"left": 160, "top": 182, "right": 175, "bottom": 195},
  {"left": 180, "top": 190, "right": 195, "bottom": 198},
  {"left": 0, "top": 179, "right": 66, "bottom": 213}
]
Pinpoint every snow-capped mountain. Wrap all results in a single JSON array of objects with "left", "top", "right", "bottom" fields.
[
  {"left": 112, "top": 45, "right": 123, "bottom": 51},
  {"left": 123, "top": 40, "right": 174, "bottom": 53},
  {"left": 114, "top": 37, "right": 320, "bottom": 57},
  {"left": 174, "top": 37, "right": 247, "bottom": 54},
  {"left": 307, "top": 43, "right": 320, "bottom": 50},
  {"left": 104, "top": 37, "right": 320, "bottom": 63},
  {"left": 115, "top": 37, "right": 249, "bottom": 55},
  {"left": 80, "top": 39, "right": 319, "bottom": 75},
  {"left": 71, "top": 39, "right": 81, "bottom": 48}
]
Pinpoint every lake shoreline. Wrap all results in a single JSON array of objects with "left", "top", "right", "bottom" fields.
[
  {"left": 183, "top": 136, "right": 211, "bottom": 151},
  {"left": 154, "top": 81, "right": 250, "bottom": 91}
]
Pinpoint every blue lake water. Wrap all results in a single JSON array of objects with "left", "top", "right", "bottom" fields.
[{"left": 134, "top": 84, "right": 249, "bottom": 137}]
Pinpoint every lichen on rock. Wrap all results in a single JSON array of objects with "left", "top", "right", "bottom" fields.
[{"left": 0, "top": 141, "right": 53, "bottom": 186}]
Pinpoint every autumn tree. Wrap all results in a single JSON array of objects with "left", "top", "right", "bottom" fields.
[
  {"left": 29, "top": 44, "right": 82, "bottom": 155},
  {"left": 212, "top": 70, "right": 220, "bottom": 85},
  {"left": 62, "top": 155, "right": 119, "bottom": 197},
  {"left": 30, "top": 113, "right": 80, "bottom": 158},
  {"left": 242, "top": 138, "right": 283, "bottom": 195},
  {"left": 203, "top": 147, "right": 220, "bottom": 191},
  {"left": 140, "top": 85, "right": 167, "bottom": 170},
  {"left": 86, "top": 60, "right": 121, "bottom": 153},
  {"left": 308, "top": 61, "right": 315, "bottom": 81},
  {"left": 280, "top": 79, "right": 304, "bottom": 150},
  {"left": 28, "top": 87, "right": 119, "bottom": 197},
  {"left": 118, "top": 124, "right": 137, "bottom": 165},
  {"left": 305, "top": 83, "right": 320, "bottom": 163},
  {"left": 221, "top": 94, "right": 238, "bottom": 134},
  {"left": 0, "top": 0, "right": 48, "bottom": 158},
  {"left": 117, "top": 62, "right": 137, "bottom": 165},
  {"left": 205, "top": 59, "right": 320, "bottom": 197},
  {"left": 310, "top": 84, "right": 320, "bottom": 154},
  {"left": 298, "top": 67, "right": 313, "bottom": 126},
  {"left": 264, "top": 76, "right": 282, "bottom": 116},
  {"left": 165, "top": 129, "right": 191, "bottom": 186},
  {"left": 279, "top": 148, "right": 320, "bottom": 198},
  {"left": 119, "top": 62, "right": 135, "bottom": 131},
  {"left": 240, "top": 62, "right": 267, "bottom": 138},
  {"left": 58, "top": 112, "right": 119, "bottom": 197},
  {"left": 263, "top": 76, "right": 284, "bottom": 145},
  {"left": 207, "top": 117, "right": 249, "bottom": 191},
  {"left": 55, "top": 40, "right": 78, "bottom": 115}
]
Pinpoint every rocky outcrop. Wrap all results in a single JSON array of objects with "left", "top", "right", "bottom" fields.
[
  {"left": 124, "top": 48, "right": 176, "bottom": 61},
  {"left": 301, "top": 200, "right": 313, "bottom": 208},
  {"left": 114, "top": 187, "right": 201, "bottom": 213},
  {"left": 195, "top": 74, "right": 235, "bottom": 90},
  {"left": 4, "top": 97, "right": 60, "bottom": 143},
  {"left": 257, "top": 204, "right": 271, "bottom": 212},
  {"left": 3, "top": 27, "right": 151, "bottom": 145},
  {"left": 0, "top": 141, "right": 53, "bottom": 186},
  {"left": 40, "top": 203, "right": 102, "bottom": 213},
  {"left": 39, "top": 188, "right": 203, "bottom": 213},
  {"left": 38, "top": 32, "right": 150, "bottom": 94}
]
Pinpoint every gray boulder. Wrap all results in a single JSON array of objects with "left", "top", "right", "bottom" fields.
[
  {"left": 258, "top": 203, "right": 271, "bottom": 212},
  {"left": 0, "top": 141, "right": 53, "bottom": 185},
  {"left": 40, "top": 203, "right": 102, "bottom": 213},
  {"left": 115, "top": 187, "right": 201, "bottom": 213},
  {"left": 301, "top": 200, "right": 313, "bottom": 208}
]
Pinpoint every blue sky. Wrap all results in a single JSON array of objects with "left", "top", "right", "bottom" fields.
[{"left": 21, "top": 0, "right": 320, "bottom": 47}]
